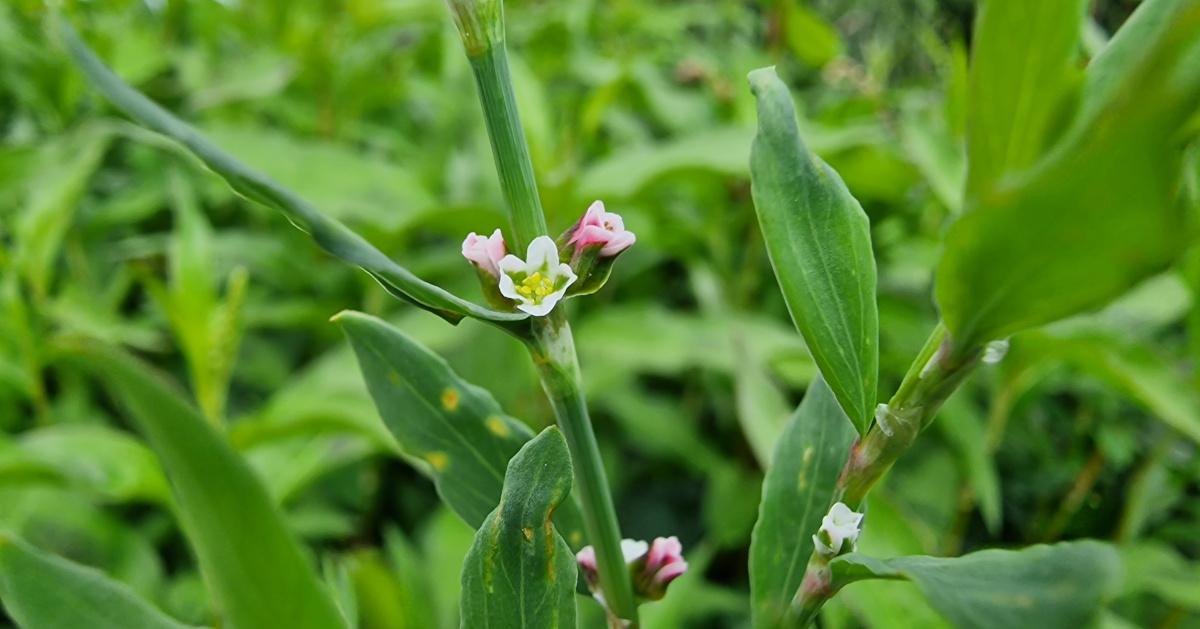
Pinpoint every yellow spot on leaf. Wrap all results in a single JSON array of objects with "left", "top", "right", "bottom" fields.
[
  {"left": 522, "top": 527, "right": 534, "bottom": 542},
  {"left": 388, "top": 371, "right": 402, "bottom": 385},
  {"left": 570, "top": 531, "right": 583, "bottom": 547},
  {"left": 442, "top": 387, "right": 460, "bottom": 411},
  {"left": 425, "top": 451, "right": 449, "bottom": 471},
  {"left": 486, "top": 416, "right": 511, "bottom": 437}
]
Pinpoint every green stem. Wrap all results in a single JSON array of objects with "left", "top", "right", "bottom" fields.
[
  {"left": 468, "top": 45, "right": 549, "bottom": 253},
  {"left": 530, "top": 311, "right": 639, "bottom": 627},
  {"left": 788, "top": 324, "right": 985, "bottom": 625}
]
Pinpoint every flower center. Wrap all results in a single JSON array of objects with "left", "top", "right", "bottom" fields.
[{"left": 516, "top": 272, "right": 556, "bottom": 302}]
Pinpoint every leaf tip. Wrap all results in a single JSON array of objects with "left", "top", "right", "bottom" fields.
[{"left": 747, "top": 66, "right": 780, "bottom": 94}]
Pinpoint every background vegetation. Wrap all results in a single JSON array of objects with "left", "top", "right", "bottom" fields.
[{"left": 0, "top": 0, "right": 1197, "bottom": 627}]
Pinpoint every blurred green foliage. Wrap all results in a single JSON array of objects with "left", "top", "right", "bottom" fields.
[{"left": 0, "top": 0, "right": 1197, "bottom": 627}]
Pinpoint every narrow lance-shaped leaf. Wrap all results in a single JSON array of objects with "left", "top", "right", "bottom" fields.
[
  {"left": 830, "top": 541, "right": 1122, "bottom": 629},
  {"left": 937, "top": 0, "right": 1200, "bottom": 347},
  {"left": 0, "top": 533, "right": 201, "bottom": 629},
  {"left": 965, "top": 0, "right": 1089, "bottom": 200},
  {"left": 749, "top": 377, "right": 857, "bottom": 629},
  {"left": 335, "top": 311, "right": 585, "bottom": 544},
  {"left": 459, "top": 427, "right": 578, "bottom": 629},
  {"left": 62, "top": 341, "right": 348, "bottom": 629},
  {"left": 748, "top": 66, "right": 879, "bottom": 433},
  {"left": 59, "top": 23, "right": 526, "bottom": 332}
]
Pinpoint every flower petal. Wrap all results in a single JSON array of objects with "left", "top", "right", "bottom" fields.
[
  {"left": 525, "top": 235, "right": 560, "bottom": 270},
  {"left": 497, "top": 272, "right": 522, "bottom": 301}
]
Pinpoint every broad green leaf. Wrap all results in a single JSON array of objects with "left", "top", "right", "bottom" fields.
[
  {"left": 837, "top": 495, "right": 951, "bottom": 629},
  {"left": 61, "top": 24, "right": 526, "bottom": 331},
  {"left": 936, "top": 0, "right": 1200, "bottom": 347},
  {"left": 749, "top": 66, "right": 879, "bottom": 432},
  {"left": 63, "top": 341, "right": 348, "bottom": 629},
  {"left": 750, "top": 377, "right": 857, "bottom": 629},
  {"left": 831, "top": 541, "right": 1122, "bottom": 629},
  {"left": 459, "top": 427, "right": 577, "bottom": 629},
  {"left": 335, "top": 310, "right": 585, "bottom": 544},
  {"left": 965, "top": 0, "right": 1088, "bottom": 200},
  {"left": 0, "top": 533, "right": 198, "bottom": 629}
]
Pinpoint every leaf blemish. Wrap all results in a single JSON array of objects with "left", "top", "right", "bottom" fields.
[
  {"left": 441, "top": 387, "right": 460, "bottom": 411},
  {"left": 522, "top": 527, "right": 534, "bottom": 542},
  {"left": 486, "top": 415, "right": 510, "bottom": 437},
  {"left": 425, "top": 451, "right": 449, "bottom": 471}
]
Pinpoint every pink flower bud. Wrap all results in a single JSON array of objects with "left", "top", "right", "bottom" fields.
[
  {"left": 461, "top": 228, "right": 507, "bottom": 277},
  {"left": 576, "top": 546, "right": 598, "bottom": 576},
  {"left": 567, "top": 201, "right": 636, "bottom": 257},
  {"left": 643, "top": 536, "right": 687, "bottom": 590}
]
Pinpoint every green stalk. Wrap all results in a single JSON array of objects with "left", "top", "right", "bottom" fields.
[
  {"left": 788, "top": 324, "right": 985, "bottom": 626},
  {"left": 446, "top": 2, "right": 637, "bottom": 621},
  {"left": 530, "top": 311, "right": 640, "bottom": 627},
  {"left": 468, "top": 45, "right": 549, "bottom": 252}
]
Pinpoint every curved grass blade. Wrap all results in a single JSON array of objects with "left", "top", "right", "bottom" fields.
[
  {"left": 748, "top": 66, "right": 879, "bottom": 433},
  {"left": 335, "top": 310, "right": 585, "bottom": 545},
  {"left": 459, "top": 427, "right": 577, "bottom": 629},
  {"left": 62, "top": 341, "right": 349, "bottom": 629},
  {"left": 831, "top": 541, "right": 1121, "bottom": 629},
  {"left": 59, "top": 23, "right": 526, "bottom": 332},
  {"left": 0, "top": 533, "right": 201, "bottom": 629},
  {"left": 750, "top": 377, "right": 857, "bottom": 629}
]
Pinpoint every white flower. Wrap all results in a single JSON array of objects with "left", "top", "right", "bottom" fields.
[
  {"left": 497, "top": 236, "right": 577, "bottom": 316},
  {"left": 812, "top": 502, "right": 864, "bottom": 557}
]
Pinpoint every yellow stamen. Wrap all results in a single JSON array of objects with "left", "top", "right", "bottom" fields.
[{"left": 517, "top": 272, "right": 556, "bottom": 302}]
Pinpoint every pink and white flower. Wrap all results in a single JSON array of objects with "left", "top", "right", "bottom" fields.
[
  {"left": 575, "top": 536, "right": 688, "bottom": 604},
  {"left": 567, "top": 200, "right": 636, "bottom": 257},
  {"left": 461, "top": 228, "right": 507, "bottom": 277},
  {"left": 812, "top": 502, "right": 864, "bottom": 557},
  {"left": 497, "top": 236, "right": 577, "bottom": 316}
]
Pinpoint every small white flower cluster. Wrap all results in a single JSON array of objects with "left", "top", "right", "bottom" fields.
[{"left": 812, "top": 502, "right": 864, "bottom": 558}]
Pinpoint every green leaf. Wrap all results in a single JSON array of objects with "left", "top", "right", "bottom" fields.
[
  {"left": 63, "top": 341, "right": 348, "bottom": 629},
  {"left": 15, "top": 424, "right": 170, "bottom": 503},
  {"left": 831, "top": 541, "right": 1122, "bottom": 629},
  {"left": 964, "top": 0, "right": 1088, "bottom": 200},
  {"left": 60, "top": 23, "right": 526, "bottom": 331},
  {"left": 14, "top": 123, "right": 111, "bottom": 300},
  {"left": 0, "top": 533, "right": 199, "bottom": 629},
  {"left": 749, "top": 66, "right": 879, "bottom": 433},
  {"left": 335, "top": 311, "right": 585, "bottom": 544},
  {"left": 750, "top": 377, "right": 857, "bottom": 628},
  {"left": 936, "top": 0, "right": 1200, "bottom": 347},
  {"left": 459, "top": 427, "right": 577, "bottom": 629}
]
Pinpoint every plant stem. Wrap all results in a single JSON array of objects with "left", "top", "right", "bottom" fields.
[
  {"left": 450, "top": 4, "right": 634, "bottom": 620},
  {"left": 788, "top": 324, "right": 984, "bottom": 625},
  {"left": 468, "top": 45, "right": 549, "bottom": 252},
  {"left": 530, "top": 311, "right": 639, "bottom": 626}
]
